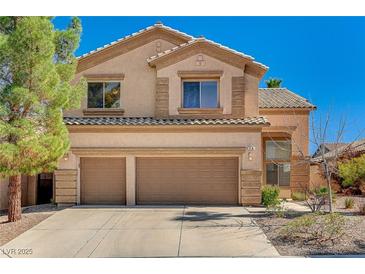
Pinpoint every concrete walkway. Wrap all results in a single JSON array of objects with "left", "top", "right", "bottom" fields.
[{"left": 0, "top": 206, "right": 279, "bottom": 258}]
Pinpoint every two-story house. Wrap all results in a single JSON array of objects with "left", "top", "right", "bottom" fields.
[{"left": 0, "top": 23, "right": 315, "bottom": 209}]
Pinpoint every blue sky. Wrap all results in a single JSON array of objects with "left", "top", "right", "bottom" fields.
[{"left": 53, "top": 17, "right": 365, "bottom": 152}]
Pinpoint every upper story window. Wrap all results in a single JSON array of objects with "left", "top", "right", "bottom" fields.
[
  {"left": 265, "top": 140, "right": 291, "bottom": 187},
  {"left": 182, "top": 80, "right": 218, "bottom": 108},
  {"left": 87, "top": 82, "right": 121, "bottom": 109}
]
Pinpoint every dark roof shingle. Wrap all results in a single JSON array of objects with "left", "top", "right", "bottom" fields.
[
  {"left": 64, "top": 116, "right": 270, "bottom": 126},
  {"left": 259, "top": 88, "right": 315, "bottom": 109}
]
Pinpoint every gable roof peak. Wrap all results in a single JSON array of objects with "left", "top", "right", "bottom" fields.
[{"left": 78, "top": 23, "right": 194, "bottom": 60}]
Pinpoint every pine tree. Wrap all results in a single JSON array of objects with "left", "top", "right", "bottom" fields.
[{"left": 0, "top": 17, "right": 85, "bottom": 222}]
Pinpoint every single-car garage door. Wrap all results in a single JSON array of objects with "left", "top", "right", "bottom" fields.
[
  {"left": 136, "top": 157, "right": 238, "bottom": 205},
  {"left": 80, "top": 157, "right": 126, "bottom": 205}
]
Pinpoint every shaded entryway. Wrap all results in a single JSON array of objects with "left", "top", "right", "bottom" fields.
[{"left": 37, "top": 173, "right": 53, "bottom": 204}]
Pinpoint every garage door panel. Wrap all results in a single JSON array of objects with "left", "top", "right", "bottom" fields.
[
  {"left": 137, "top": 157, "right": 238, "bottom": 205},
  {"left": 81, "top": 157, "right": 126, "bottom": 205}
]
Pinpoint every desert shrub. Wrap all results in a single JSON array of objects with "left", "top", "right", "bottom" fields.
[
  {"left": 305, "top": 186, "right": 336, "bottom": 212},
  {"left": 262, "top": 185, "right": 280, "bottom": 207},
  {"left": 270, "top": 201, "right": 286, "bottom": 218},
  {"left": 359, "top": 203, "right": 365, "bottom": 215},
  {"left": 291, "top": 191, "right": 306, "bottom": 201},
  {"left": 339, "top": 154, "right": 365, "bottom": 187},
  {"left": 281, "top": 212, "right": 346, "bottom": 246},
  {"left": 344, "top": 197, "right": 355, "bottom": 209}
]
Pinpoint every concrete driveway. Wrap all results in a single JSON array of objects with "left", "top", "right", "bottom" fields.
[{"left": 0, "top": 206, "right": 279, "bottom": 258}]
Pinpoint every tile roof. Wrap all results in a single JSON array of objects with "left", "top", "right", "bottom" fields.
[
  {"left": 147, "top": 37, "right": 268, "bottom": 70},
  {"left": 64, "top": 116, "right": 270, "bottom": 126},
  {"left": 322, "top": 143, "right": 348, "bottom": 152},
  {"left": 312, "top": 138, "right": 365, "bottom": 163},
  {"left": 259, "top": 88, "right": 315, "bottom": 109},
  {"left": 78, "top": 23, "right": 194, "bottom": 59}
]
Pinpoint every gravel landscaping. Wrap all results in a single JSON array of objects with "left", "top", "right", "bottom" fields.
[
  {"left": 253, "top": 196, "right": 365, "bottom": 256},
  {"left": 0, "top": 204, "right": 63, "bottom": 246}
]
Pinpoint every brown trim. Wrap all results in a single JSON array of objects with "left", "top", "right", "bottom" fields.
[
  {"left": 67, "top": 124, "right": 266, "bottom": 133},
  {"left": 262, "top": 126, "right": 297, "bottom": 135},
  {"left": 259, "top": 108, "right": 313, "bottom": 114},
  {"left": 84, "top": 73, "right": 125, "bottom": 81},
  {"left": 240, "top": 169, "right": 262, "bottom": 205},
  {"left": 155, "top": 77, "right": 169, "bottom": 118},
  {"left": 262, "top": 137, "right": 292, "bottom": 188},
  {"left": 71, "top": 147, "right": 247, "bottom": 157},
  {"left": 177, "top": 70, "right": 223, "bottom": 78},
  {"left": 54, "top": 169, "right": 77, "bottom": 204},
  {"left": 77, "top": 28, "right": 191, "bottom": 73},
  {"left": 149, "top": 41, "right": 249, "bottom": 70},
  {"left": 231, "top": 76, "right": 245, "bottom": 117},
  {"left": 177, "top": 108, "right": 223, "bottom": 115},
  {"left": 149, "top": 41, "right": 267, "bottom": 79},
  {"left": 83, "top": 108, "right": 125, "bottom": 116},
  {"left": 244, "top": 65, "right": 266, "bottom": 79}
]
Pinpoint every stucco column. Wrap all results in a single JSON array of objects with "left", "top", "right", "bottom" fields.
[{"left": 126, "top": 155, "right": 136, "bottom": 206}]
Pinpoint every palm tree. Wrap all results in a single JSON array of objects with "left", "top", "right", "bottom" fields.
[{"left": 265, "top": 78, "right": 282, "bottom": 88}]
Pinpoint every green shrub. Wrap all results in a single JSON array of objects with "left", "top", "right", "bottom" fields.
[
  {"left": 261, "top": 185, "right": 280, "bottom": 207},
  {"left": 344, "top": 197, "right": 355, "bottom": 209},
  {"left": 281, "top": 212, "right": 346, "bottom": 246},
  {"left": 291, "top": 191, "right": 306, "bottom": 201},
  {"left": 339, "top": 154, "right": 365, "bottom": 187},
  {"left": 270, "top": 201, "right": 286, "bottom": 218}
]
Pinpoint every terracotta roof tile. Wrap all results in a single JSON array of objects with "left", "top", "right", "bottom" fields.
[
  {"left": 259, "top": 88, "right": 315, "bottom": 109},
  {"left": 78, "top": 23, "right": 194, "bottom": 59},
  {"left": 64, "top": 116, "right": 270, "bottom": 126},
  {"left": 147, "top": 38, "right": 268, "bottom": 69}
]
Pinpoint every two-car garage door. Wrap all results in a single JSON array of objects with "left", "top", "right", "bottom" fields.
[
  {"left": 136, "top": 157, "right": 238, "bottom": 205},
  {"left": 80, "top": 157, "right": 238, "bottom": 205}
]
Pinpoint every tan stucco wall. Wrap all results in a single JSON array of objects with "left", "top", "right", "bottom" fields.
[
  {"left": 310, "top": 164, "right": 328, "bottom": 187},
  {"left": 57, "top": 130, "right": 262, "bottom": 206},
  {"left": 243, "top": 73, "right": 259, "bottom": 116},
  {"left": 59, "top": 131, "right": 262, "bottom": 170},
  {"left": 157, "top": 54, "right": 243, "bottom": 115},
  {"left": 260, "top": 110, "right": 311, "bottom": 196},
  {"left": 260, "top": 110, "right": 310, "bottom": 155},
  {"left": 66, "top": 39, "right": 177, "bottom": 117}
]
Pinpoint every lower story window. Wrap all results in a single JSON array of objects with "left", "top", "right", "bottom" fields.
[
  {"left": 265, "top": 140, "right": 291, "bottom": 187},
  {"left": 266, "top": 163, "right": 291, "bottom": 187}
]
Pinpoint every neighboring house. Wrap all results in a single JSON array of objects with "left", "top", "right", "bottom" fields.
[
  {"left": 0, "top": 23, "right": 316, "bottom": 209},
  {"left": 312, "top": 143, "right": 348, "bottom": 158},
  {"left": 310, "top": 138, "right": 365, "bottom": 189}
]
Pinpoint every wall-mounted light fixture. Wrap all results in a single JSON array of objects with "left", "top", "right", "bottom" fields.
[
  {"left": 247, "top": 145, "right": 256, "bottom": 151},
  {"left": 247, "top": 144, "right": 256, "bottom": 161},
  {"left": 63, "top": 152, "right": 69, "bottom": 161}
]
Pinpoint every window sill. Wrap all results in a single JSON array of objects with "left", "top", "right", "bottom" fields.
[
  {"left": 177, "top": 108, "right": 224, "bottom": 115},
  {"left": 83, "top": 108, "right": 125, "bottom": 116}
]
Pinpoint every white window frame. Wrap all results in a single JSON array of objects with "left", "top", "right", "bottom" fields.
[
  {"left": 181, "top": 79, "right": 220, "bottom": 108},
  {"left": 87, "top": 80, "right": 122, "bottom": 109}
]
